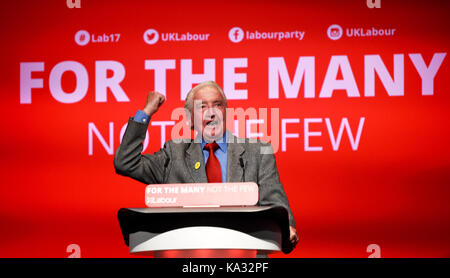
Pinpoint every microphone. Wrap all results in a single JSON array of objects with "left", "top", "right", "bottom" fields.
[{"left": 239, "top": 157, "right": 245, "bottom": 182}]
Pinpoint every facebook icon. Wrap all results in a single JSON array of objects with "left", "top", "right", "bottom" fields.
[{"left": 228, "top": 27, "right": 244, "bottom": 43}]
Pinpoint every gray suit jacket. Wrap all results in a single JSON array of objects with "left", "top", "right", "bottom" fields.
[{"left": 114, "top": 118, "right": 295, "bottom": 227}]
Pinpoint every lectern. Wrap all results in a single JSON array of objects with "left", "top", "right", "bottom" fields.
[{"left": 117, "top": 205, "right": 293, "bottom": 258}]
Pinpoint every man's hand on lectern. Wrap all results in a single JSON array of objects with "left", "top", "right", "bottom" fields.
[
  {"left": 289, "top": 226, "right": 299, "bottom": 248},
  {"left": 143, "top": 91, "right": 166, "bottom": 117}
]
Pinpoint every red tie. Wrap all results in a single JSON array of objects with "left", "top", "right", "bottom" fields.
[{"left": 204, "top": 142, "right": 222, "bottom": 183}]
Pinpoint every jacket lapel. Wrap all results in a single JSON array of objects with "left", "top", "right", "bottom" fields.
[
  {"left": 185, "top": 140, "right": 208, "bottom": 183},
  {"left": 226, "top": 134, "right": 246, "bottom": 182}
]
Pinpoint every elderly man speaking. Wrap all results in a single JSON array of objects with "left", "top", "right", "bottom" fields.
[{"left": 114, "top": 81, "right": 299, "bottom": 251}]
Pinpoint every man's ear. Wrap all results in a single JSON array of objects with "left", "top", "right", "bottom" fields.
[
  {"left": 184, "top": 108, "right": 194, "bottom": 129},
  {"left": 187, "top": 112, "right": 195, "bottom": 130}
]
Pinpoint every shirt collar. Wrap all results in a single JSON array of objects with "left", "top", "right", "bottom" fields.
[{"left": 201, "top": 130, "right": 229, "bottom": 152}]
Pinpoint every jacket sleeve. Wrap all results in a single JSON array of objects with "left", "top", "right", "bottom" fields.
[
  {"left": 257, "top": 142, "right": 296, "bottom": 228},
  {"left": 113, "top": 117, "right": 169, "bottom": 185}
]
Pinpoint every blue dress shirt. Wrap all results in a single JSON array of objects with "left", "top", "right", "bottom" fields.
[{"left": 134, "top": 110, "right": 150, "bottom": 123}]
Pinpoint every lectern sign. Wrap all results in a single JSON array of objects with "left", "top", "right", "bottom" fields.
[{"left": 145, "top": 182, "right": 259, "bottom": 207}]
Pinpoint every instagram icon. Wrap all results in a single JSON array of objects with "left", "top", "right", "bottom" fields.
[{"left": 327, "top": 24, "right": 343, "bottom": 40}]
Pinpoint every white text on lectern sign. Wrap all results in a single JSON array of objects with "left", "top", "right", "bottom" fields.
[{"left": 145, "top": 182, "right": 259, "bottom": 207}]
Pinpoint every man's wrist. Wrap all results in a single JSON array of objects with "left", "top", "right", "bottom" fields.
[
  {"left": 142, "top": 108, "right": 152, "bottom": 116},
  {"left": 143, "top": 105, "right": 158, "bottom": 117}
]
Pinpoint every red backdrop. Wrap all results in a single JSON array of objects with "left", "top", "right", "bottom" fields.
[{"left": 0, "top": 0, "right": 449, "bottom": 257}]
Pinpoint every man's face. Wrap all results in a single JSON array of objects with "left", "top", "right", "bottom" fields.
[{"left": 192, "top": 86, "right": 227, "bottom": 142}]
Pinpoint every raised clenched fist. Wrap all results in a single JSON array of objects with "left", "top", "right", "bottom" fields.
[{"left": 143, "top": 91, "right": 165, "bottom": 116}]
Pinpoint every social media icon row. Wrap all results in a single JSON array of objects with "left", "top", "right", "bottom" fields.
[{"left": 75, "top": 25, "right": 396, "bottom": 46}]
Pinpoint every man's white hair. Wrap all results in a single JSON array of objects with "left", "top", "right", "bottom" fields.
[{"left": 184, "top": 80, "right": 228, "bottom": 115}]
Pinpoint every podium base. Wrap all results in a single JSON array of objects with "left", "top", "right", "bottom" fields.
[{"left": 153, "top": 249, "right": 257, "bottom": 258}]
